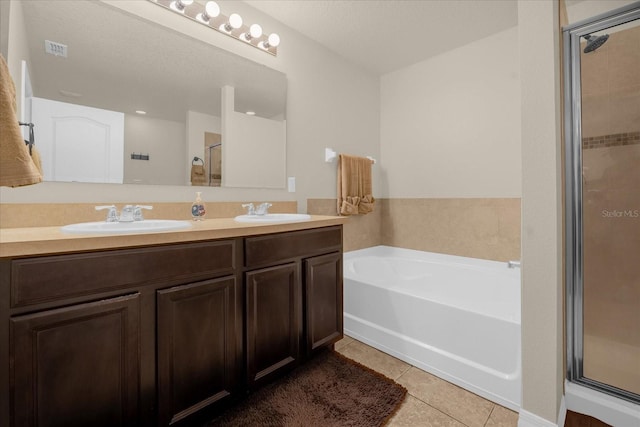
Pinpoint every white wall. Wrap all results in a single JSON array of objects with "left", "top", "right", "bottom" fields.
[
  {"left": 0, "top": 0, "right": 379, "bottom": 208},
  {"left": 380, "top": 26, "right": 521, "bottom": 198},
  {"left": 124, "top": 114, "right": 185, "bottom": 186}
]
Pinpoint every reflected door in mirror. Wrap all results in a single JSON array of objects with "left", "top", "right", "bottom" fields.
[{"left": 31, "top": 97, "right": 124, "bottom": 183}]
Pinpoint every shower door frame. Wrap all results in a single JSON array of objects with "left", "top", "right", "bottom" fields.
[{"left": 563, "top": 2, "right": 640, "bottom": 405}]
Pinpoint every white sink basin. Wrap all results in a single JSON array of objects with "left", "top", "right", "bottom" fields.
[
  {"left": 234, "top": 213, "right": 312, "bottom": 223},
  {"left": 61, "top": 219, "right": 192, "bottom": 234}
]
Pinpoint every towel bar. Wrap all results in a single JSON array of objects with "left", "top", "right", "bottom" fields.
[{"left": 325, "top": 148, "right": 376, "bottom": 164}]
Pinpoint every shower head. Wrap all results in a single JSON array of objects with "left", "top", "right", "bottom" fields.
[{"left": 583, "top": 34, "right": 609, "bottom": 53}]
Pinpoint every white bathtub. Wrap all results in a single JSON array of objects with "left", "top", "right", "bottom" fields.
[{"left": 343, "top": 246, "right": 521, "bottom": 410}]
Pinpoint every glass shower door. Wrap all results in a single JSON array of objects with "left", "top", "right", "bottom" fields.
[{"left": 565, "top": 5, "right": 640, "bottom": 403}]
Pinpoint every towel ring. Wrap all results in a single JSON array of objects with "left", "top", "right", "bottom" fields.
[
  {"left": 18, "top": 122, "right": 35, "bottom": 156},
  {"left": 192, "top": 156, "right": 204, "bottom": 165}
]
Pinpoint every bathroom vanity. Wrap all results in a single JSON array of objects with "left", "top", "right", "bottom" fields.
[{"left": 0, "top": 217, "right": 345, "bottom": 426}]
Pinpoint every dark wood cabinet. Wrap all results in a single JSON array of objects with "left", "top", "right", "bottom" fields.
[
  {"left": 10, "top": 293, "right": 141, "bottom": 427},
  {"left": 304, "top": 252, "right": 343, "bottom": 354},
  {"left": 244, "top": 226, "right": 343, "bottom": 387},
  {"left": 246, "top": 263, "right": 301, "bottom": 387},
  {"left": 157, "top": 276, "right": 242, "bottom": 426},
  {"left": 2, "top": 225, "right": 342, "bottom": 427}
]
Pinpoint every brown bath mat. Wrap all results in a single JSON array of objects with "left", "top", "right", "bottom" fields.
[{"left": 207, "top": 350, "right": 407, "bottom": 426}]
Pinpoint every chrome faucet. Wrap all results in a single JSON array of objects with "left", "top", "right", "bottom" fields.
[
  {"left": 95, "top": 205, "right": 119, "bottom": 222},
  {"left": 241, "top": 202, "right": 272, "bottom": 216},
  {"left": 255, "top": 202, "right": 272, "bottom": 216},
  {"left": 133, "top": 205, "right": 153, "bottom": 221},
  {"left": 507, "top": 260, "right": 521, "bottom": 269},
  {"left": 242, "top": 203, "right": 256, "bottom": 215},
  {"left": 119, "top": 205, "right": 136, "bottom": 222},
  {"left": 95, "top": 204, "right": 153, "bottom": 222}
]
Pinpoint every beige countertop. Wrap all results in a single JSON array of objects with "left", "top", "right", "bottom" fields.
[{"left": 0, "top": 216, "right": 347, "bottom": 258}]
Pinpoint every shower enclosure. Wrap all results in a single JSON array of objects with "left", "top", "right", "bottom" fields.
[{"left": 564, "top": 1, "right": 640, "bottom": 413}]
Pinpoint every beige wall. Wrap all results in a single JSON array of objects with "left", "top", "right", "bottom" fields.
[
  {"left": 518, "top": 0, "right": 564, "bottom": 424},
  {"left": 566, "top": 0, "right": 638, "bottom": 23},
  {"left": 5, "top": 0, "right": 30, "bottom": 121},
  {"left": 375, "top": 23, "right": 522, "bottom": 264},
  {"left": 124, "top": 114, "right": 186, "bottom": 185},
  {"left": 380, "top": 26, "right": 521, "bottom": 199}
]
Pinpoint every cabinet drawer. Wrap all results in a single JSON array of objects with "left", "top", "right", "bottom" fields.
[
  {"left": 11, "top": 240, "right": 237, "bottom": 308},
  {"left": 245, "top": 226, "right": 342, "bottom": 267}
]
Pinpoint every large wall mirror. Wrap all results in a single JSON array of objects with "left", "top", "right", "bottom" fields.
[{"left": 10, "top": 0, "right": 287, "bottom": 188}]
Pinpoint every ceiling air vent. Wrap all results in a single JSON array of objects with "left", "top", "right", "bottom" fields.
[{"left": 45, "top": 40, "right": 68, "bottom": 58}]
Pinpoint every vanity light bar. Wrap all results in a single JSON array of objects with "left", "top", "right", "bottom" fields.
[{"left": 148, "top": 0, "right": 279, "bottom": 56}]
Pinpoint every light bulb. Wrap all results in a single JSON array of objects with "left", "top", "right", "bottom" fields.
[
  {"left": 205, "top": 1, "right": 220, "bottom": 18},
  {"left": 249, "top": 24, "right": 263, "bottom": 39},
  {"left": 241, "top": 24, "right": 262, "bottom": 42},
  {"left": 267, "top": 33, "right": 280, "bottom": 47},
  {"left": 170, "top": 0, "right": 193, "bottom": 12},
  {"left": 229, "top": 13, "right": 243, "bottom": 29},
  {"left": 222, "top": 13, "right": 243, "bottom": 32},
  {"left": 197, "top": 1, "right": 220, "bottom": 23}
]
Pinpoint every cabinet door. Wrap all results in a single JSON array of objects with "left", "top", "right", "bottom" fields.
[
  {"left": 246, "top": 263, "right": 300, "bottom": 387},
  {"left": 157, "top": 277, "right": 241, "bottom": 426},
  {"left": 11, "top": 293, "right": 140, "bottom": 427},
  {"left": 304, "top": 252, "right": 343, "bottom": 354}
]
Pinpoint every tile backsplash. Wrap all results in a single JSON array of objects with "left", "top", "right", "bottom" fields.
[{"left": 0, "top": 201, "right": 297, "bottom": 228}]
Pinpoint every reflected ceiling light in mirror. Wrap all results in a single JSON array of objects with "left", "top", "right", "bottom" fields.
[
  {"left": 135, "top": 110, "right": 147, "bottom": 115},
  {"left": 149, "top": 0, "right": 279, "bottom": 56}
]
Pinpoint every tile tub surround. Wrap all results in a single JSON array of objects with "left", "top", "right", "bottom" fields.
[
  {"left": 335, "top": 336, "right": 519, "bottom": 427},
  {"left": 309, "top": 198, "right": 521, "bottom": 262},
  {"left": 0, "top": 201, "right": 297, "bottom": 228},
  {"left": 307, "top": 198, "right": 382, "bottom": 252},
  {"left": 381, "top": 198, "right": 521, "bottom": 262}
]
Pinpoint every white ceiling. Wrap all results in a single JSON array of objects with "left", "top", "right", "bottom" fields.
[{"left": 245, "top": 0, "right": 519, "bottom": 75}]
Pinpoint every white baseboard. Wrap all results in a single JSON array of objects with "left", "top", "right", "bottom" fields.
[{"left": 518, "top": 409, "right": 558, "bottom": 427}]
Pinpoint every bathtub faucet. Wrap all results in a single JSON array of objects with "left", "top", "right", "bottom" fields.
[{"left": 507, "top": 260, "right": 521, "bottom": 269}]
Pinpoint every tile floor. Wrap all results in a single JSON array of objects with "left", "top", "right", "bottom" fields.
[{"left": 335, "top": 335, "right": 519, "bottom": 427}]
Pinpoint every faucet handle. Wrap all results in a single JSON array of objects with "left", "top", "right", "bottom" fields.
[
  {"left": 256, "top": 202, "right": 273, "bottom": 215},
  {"left": 134, "top": 205, "right": 153, "bottom": 221},
  {"left": 242, "top": 203, "right": 256, "bottom": 215},
  {"left": 95, "top": 205, "right": 118, "bottom": 222}
]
